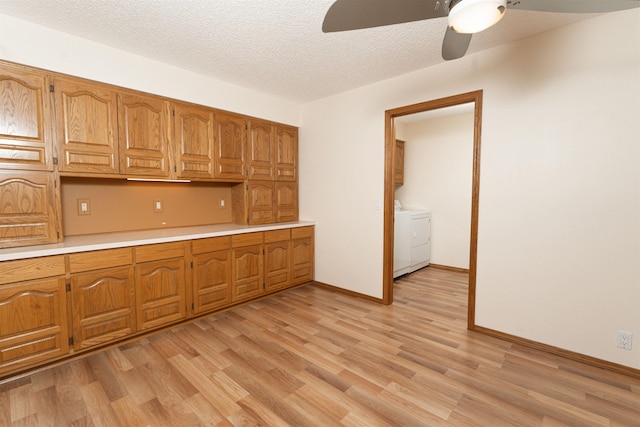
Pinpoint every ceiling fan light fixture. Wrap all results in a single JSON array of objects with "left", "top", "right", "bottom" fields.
[{"left": 448, "top": 0, "right": 507, "bottom": 34}]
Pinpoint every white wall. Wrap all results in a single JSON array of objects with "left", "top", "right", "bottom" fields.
[
  {"left": 300, "top": 10, "right": 640, "bottom": 368},
  {"left": 0, "top": 14, "right": 300, "bottom": 126},
  {"left": 395, "top": 113, "right": 474, "bottom": 269}
]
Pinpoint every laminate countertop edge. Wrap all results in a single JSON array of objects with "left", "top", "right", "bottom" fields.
[{"left": 0, "top": 221, "right": 316, "bottom": 262}]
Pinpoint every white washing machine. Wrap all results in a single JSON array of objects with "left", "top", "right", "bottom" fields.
[{"left": 394, "top": 209, "right": 431, "bottom": 278}]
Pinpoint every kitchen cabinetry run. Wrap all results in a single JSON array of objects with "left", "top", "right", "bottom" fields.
[
  {"left": 0, "top": 256, "right": 67, "bottom": 377},
  {"left": 0, "top": 224, "right": 313, "bottom": 379}
]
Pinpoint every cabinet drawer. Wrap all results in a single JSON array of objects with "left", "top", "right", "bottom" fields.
[
  {"left": 135, "top": 241, "right": 185, "bottom": 263},
  {"left": 292, "top": 226, "right": 313, "bottom": 239},
  {"left": 232, "top": 232, "right": 263, "bottom": 248},
  {"left": 264, "top": 228, "right": 290, "bottom": 243},
  {"left": 192, "top": 236, "right": 231, "bottom": 254},
  {"left": 0, "top": 255, "right": 65, "bottom": 285},
  {"left": 69, "top": 248, "right": 133, "bottom": 273}
]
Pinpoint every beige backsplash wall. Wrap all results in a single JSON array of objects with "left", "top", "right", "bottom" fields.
[{"left": 61, "top": 178, "right": 233, "bottom": 236}]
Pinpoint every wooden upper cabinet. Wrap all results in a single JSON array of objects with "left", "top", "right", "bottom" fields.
[
  {"left": 275, "top": 181, "right": 298, "bottom": 223},
  {"left": 275, "top": 125, "right": 297, "bottom": 181},
  {"left": 0, "top": 170, "right": 60, "bottom": 248},
  {"left": 54, "top": 77, "right": 119, "bottom": 174},
  {"left": 214, "top": 112, "right": 245, "bottom": 180},
  {"left": 0, "top": 63, "right": 52, "bottom": 171},
  {"left": 247, "top": 119, "right": 275, "bottom": 180},
  {"left": 394, "top": 139, "right": 405, "bottom": 186},
  {"left": 118, "top": 92, "right": 170, "bottom": 177},
  {"left": 173, "top": 102, "right": 215, "bottom": 179}
]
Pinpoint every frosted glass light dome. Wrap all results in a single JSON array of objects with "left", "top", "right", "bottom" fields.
[{"left": 448, "top": 0, "right": 507, "bottom": 34}]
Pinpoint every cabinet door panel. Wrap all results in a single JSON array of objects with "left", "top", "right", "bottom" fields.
[
  {"left": 247, "top": 120, "right": 274, "bottom": 180},
  {"left": 275, "top": 181, "right": 298, "bottom": 223},
  {"left": 292, "top": 236, "right": 314, "bottom": 285},
  {"left": 118, "top": 93, "right": 170, "bottom": 177},
  {"left": 71, "top": 266, "right": 136, "bottom": 350},
  {"left": 174, "top": 102, "right": 215, "bottom": 179},
  {"left": 264, "top": 241, "right": 291, "bottom": 292},
  {"left": 0, "top": 64, "right": 52, "bottom": 171},
  {"left": 55, "top": 77, "right": 118, "bottom": 174},
  {"left": 275, "top": 125, "right": 297, "bottom": 181},
  {"left": 248, "top": 181, "right": 275, "bottom": 225},
  {"left": 193, "top": 251, "right": 232, "bottom": 314},
  {"left": 135, "top": 258, "right": 186, "bottom": 330},
  {"left": 232, "top": 245, "right": 263, "bottom": 302},
  {"left": 0, "top": 170, "right": 59, "bottom": 248},
  {"left": 0, "top": 278, "right": 68, "bottom": 375},
  {"left": 214, "top": 112, "right": 245, "bottom": 179}
]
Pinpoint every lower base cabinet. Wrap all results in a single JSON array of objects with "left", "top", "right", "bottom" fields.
[
  {"left": 0, "top": 226, "right": 313, "bottom": 379},
  {"left": 0, "top": 256, "right": 68, "bottom": 377},
  {"left": 135, "top": 242, "right": 188, "bottom": 331},
  {"left": 68, "top": 248, "right": 136, "bottom": 350}
]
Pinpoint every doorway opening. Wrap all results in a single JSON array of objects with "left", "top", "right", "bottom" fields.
[{"left": 383, "top": 90, "right": 482, "bottom": 330}]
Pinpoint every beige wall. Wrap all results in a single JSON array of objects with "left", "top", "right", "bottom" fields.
[
  {"left": 300, "top": 10, "right": 640, "bottom": 368},
  {"left": 395, "top": 113, "right": 474, "bottom": 269}
]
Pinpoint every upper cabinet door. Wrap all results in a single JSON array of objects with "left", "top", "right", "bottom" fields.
[
  {"left": 54, "top": 77, "right": 119, "bottom": 174},
  {"left": 247, "top": 119, "right": 275, "bottom": 180},
  {"left": 0, "top": 63, "right": 53, "bottom": 171},
  {"left": 117, "top": 92, "right": 170, "bottom": 177},
  {"left": 275, "top": 125, "right": 297, "bottom": 181},
  {"left": 173, "top": 102, "right": 215, "bottom": 179},
  {"left": 214, "top": 112, "right": 245, "bottom": 180}
]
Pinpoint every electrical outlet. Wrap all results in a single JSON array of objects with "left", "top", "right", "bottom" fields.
[
  {"left": 77, "top": 199, "right": 91, "bottom": 215},
  {"left": 617, "top": 331, "right": 632, "bottom": 350},
  {"left": 153, "top": 199, "right": 163, "bottom": 213},
  {"left": 219, "top": 198, "right": 226, "bottom": 209}
]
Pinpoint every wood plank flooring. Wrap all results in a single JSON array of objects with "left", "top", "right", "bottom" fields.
[{"left": 1, "top": 267, "right": 640, "bottom": 426}]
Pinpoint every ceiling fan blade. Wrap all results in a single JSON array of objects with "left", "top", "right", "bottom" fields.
[
  {"left": 507, "top": 0, "right": 640, "bottom": 13},
  {"left": 322, "top": 0, "right": 449, "bottom": 33},
  {"left": 442, "top": 27, "right": 473, "bottom": 60}
]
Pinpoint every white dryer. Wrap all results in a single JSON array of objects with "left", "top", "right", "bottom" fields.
[{"left": 394, "top": 209, "right": 431, "bottom": 278}]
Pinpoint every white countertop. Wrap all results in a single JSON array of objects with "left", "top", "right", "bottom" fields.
[{"left": 0, "top": 221, "right": 315, "bottom": 262}]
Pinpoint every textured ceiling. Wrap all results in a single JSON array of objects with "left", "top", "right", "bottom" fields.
[{"left": 0, "top": 0, "right": 596, "bottom": 103}]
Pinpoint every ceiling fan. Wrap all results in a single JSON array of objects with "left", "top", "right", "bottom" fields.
[{"left": 322, "top": 0, "right": 640, "bottom": 60}]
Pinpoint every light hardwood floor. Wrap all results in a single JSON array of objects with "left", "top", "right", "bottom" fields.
[{"left": 1, "top": 267, "right": 639, "bottom": 426}]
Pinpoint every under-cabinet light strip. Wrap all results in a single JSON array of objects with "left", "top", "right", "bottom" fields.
[{"left": 126, "top": 178, "right": 192, "bottom": 183}]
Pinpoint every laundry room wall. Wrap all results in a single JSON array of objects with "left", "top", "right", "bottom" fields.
[{"left": 395, "top": 112, "right": 474, "bottom": 269}]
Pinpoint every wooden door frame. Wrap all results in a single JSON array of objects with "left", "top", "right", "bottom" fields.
[{"left": 383, "top": 90, "right": 482, "bottom": 330}]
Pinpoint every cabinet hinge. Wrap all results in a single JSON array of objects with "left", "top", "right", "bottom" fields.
[
  {"left": 174, "top": 165, "right": 177, "bottom": 173},
  {"left": 66, "top": 283, "right": 71, "bottom": 292},
  {"left": 57, "top": 231, "right": 60, "bottom": 239},
  {"left": 68, "top": 336, "right": 74, "bottom": 346},
  {"left": 192, "top": 302, "right": 195, "bottom": 309},
  {"left": 172, "top": 109, "right": 175, "bottom": 117},
  {"left": 53, "top": 157, "right": 58, "bottom": 166},
  {"left": 190, "top": 261, "right": 193, "bottom": 268},
  {"left": 49, "top": 84, "right": 54, "bottom": 93}
]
